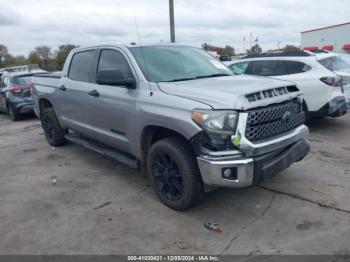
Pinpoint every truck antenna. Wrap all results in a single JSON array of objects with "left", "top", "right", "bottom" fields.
[{"left": 134, "top": 18, "right": 153, "bottom": 96}]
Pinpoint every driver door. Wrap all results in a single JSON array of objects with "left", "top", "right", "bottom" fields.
[{"left": 89, "top": 48, "right": 137, "bottom": 154}]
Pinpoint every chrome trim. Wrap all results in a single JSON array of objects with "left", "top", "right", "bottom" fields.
[
  {"left": 234, "top": 113, "right": 309, "bottom": 157},
  {"left": 197, "top": 157, "right": 254, "bottom": 188},
  {"left": 200, "top": 147, "right": 241, "bottom": 157}
]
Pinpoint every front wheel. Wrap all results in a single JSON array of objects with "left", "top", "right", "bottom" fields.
[
  {"left": 147, "top": 137, "right": 204, "bottom": 210},
  {"left": 41, "top": 107, "right": 67, "bottom": 146}
]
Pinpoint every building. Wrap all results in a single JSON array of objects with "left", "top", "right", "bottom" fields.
[{"left": 301, "top": 22, "right": 350, "bottom": 54}]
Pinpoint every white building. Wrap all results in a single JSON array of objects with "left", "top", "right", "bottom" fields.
[{"left": 301, "top": 22, "right": 350, "bottom": 54}]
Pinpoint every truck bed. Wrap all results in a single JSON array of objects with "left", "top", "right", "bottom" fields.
[{"left": 32, "top": 72, "right": 62, "bottom": 88}]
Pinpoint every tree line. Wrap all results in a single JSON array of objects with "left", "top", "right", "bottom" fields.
[
  {"left": 202, "top": 42, "right": 300, "bottom": 56},
  {"left": 0, "top": 44, "right": 77, "bottom": 71}
]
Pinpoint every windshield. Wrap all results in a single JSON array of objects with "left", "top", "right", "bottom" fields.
[
  {"left": 129, "top": 45, "right": 233, "bottom": 82},
  {"left": 318, "top": 56, "right": 350, "bottom": 72}
]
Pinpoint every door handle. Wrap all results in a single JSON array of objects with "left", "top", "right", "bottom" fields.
[
  {"left": 58, "top": 85, "right": 66, "bottom": 91},
  {"left": 89, "top": 89, "right": 99, "bottom": 97}
]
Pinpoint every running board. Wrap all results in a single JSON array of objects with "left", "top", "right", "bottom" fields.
[{"left": 65, "top": 133, "right": 139, "bottom": 169}]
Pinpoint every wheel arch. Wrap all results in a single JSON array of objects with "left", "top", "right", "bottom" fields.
[
  {"left": 38, "top": 98, "right": 54, "bottom": 116},
  {"left": 139, "top": 125, "right": 198, "bottom": 176}
]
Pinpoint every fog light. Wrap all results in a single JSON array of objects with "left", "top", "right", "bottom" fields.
[
  {"left": 222, "top": 167, "right": 238, "bottom": 180},
  {"left": 222, "top": 168, "right": 232, "bottom": 178}
]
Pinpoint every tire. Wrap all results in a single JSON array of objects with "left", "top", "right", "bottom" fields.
[
  {"left": 147, "top": 137, "right": 204, "bottom": 210},
  {"left": 302, "top": 100, "right": 311, "bottom": 122},
  {"left": 41, "top": 107, "right": 67, "bottom": 146},
  {"left": 8, "top": 105, "right": 20, "bottom": 121}
]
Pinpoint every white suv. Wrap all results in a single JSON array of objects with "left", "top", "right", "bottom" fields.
[{"left": 225, "top": 51, "right": 349, "bottom": 118}]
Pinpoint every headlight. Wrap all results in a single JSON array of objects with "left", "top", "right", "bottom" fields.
[{"left": 192, "top": 109, "right": 238, "bottom": 136}]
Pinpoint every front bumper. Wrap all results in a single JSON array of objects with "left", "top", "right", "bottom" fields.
[
  {"left": 197, "top": 138, "right": 309, "bottom": 188},
  {"left": 196, "top": 111, "right": 310, "bottom": 188}
]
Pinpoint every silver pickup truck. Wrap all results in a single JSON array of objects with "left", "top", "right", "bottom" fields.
[{"left": 32, "top": 44, "right": 310, "bottom": 210}]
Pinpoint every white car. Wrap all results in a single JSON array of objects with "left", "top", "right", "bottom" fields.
[
  {"left": 317, "top": 53, "right": 350, "bottom": 109},
  {"left": 225, "top": 51, "right": 349, "bottom": 118}
]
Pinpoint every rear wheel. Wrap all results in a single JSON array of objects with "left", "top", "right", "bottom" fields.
[
  {"left": 41, "top": 107, "right": 67, "bottom": 146},
  {"left": 147, "top": 137, "right": 204, "bottom": 210},
  {"left": 8, "top": 105, "right": 20, "bottom": 121}
]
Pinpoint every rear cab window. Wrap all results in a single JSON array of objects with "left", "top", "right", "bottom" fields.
[{"left": 68, "top": 50, "right": 95, "bottom": 82}]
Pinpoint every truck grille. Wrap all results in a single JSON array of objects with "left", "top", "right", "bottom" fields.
[{"left": 245, "top": 99, "right": 305, "bottom": 141}]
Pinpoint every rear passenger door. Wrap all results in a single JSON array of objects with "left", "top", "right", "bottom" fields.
[
  {"left": 89, "top": 48, "right": 137, "bottom": 154},
  {"left": 57, "top": 50, "right": 96, "bottom": 138}
]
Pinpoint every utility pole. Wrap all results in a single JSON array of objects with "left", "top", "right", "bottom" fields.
[{"left": 169, "top": 0, "right": 175, "bottom": 43}]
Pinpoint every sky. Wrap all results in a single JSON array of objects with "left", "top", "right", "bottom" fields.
[{"left": 1, "top": 0, "right": 350, "bottom": 56}]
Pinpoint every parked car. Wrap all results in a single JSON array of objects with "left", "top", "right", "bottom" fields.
[
  {"left": 0, "top": 71, "right": 36, "bottom": 121},
  {"left": 219, "top": 55, "right": 231, "bottom": 61},
  {"left": 317, "top": 53, "right": 350, "bottom": 109},
  {"left": 32, "top": 44, "right": 309, "bottom": 210},
  {"left": 225, "top": 51, "right": 348, "bottom": 118}
]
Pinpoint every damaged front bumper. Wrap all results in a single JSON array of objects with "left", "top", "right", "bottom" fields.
[{"left": 196, "top": 120, "right": 310, "bottom": 188}]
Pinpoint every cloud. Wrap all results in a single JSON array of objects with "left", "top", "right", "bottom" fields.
[
  {"left": 0, "top": 5, "right": 21, "bottom": 26},
  {"left": 0, "top": 0, "right": 349, "bottom": 55}
]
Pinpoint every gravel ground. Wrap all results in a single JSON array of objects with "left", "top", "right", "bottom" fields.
[{"left": 0, "top": 113, "right": 350, "bottom": 255}]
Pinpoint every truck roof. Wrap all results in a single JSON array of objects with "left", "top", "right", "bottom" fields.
[{"left": 71, "top": 43, "right": 197, "bottom": 53}]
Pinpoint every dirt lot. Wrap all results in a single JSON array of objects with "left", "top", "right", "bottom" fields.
[{"left": 0, "top": 113, "right": 350, "bottom": 255}]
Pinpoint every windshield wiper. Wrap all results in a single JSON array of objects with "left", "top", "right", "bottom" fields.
[
  {"left": 161, "top": 77, "right": 197, "bottom": 82},
  {"left": 195, "top": 73, "right": 232, "bottom": 79},
  {"left": 160, "top": 73, "right": 232, "bottom": 83}
]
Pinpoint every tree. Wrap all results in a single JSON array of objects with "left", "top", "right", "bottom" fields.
[
  {"left": 223, "top": 45, "right": 235, "bottom": 56},
  {"left": 27, "top": 51, "right": 42, "bottom": 66},
  {"left": 14, "top": 55, "right": 27, "bottom": 65},
  {"left": 35, "top": 45, "right": 52, "bottom": 70},
  {"left": 55, "top": 44, "right": 77, "bottom": 70},
  {"left": 0, "top": 44, "right": 8, "bottom": 67},
  {"left": 281, "top": 44, "right": 300, "bottom": 52},
  {"left": 247, "top": 44, "right": 262, "bottom": 54},
  {"left": 201, "top": 43, "right": 235, "bottom": 56},
  {"left": 3, "top": 54, "right": 15, "bottom": 67}
]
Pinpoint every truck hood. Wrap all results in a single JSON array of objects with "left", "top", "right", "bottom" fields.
[{"left": 158, "top": 75, "right": 301, "bottom": 110}]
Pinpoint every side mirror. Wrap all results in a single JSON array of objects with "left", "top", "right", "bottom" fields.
[{"left": 96, "top": 70, "right": 136, "bottom": 89}]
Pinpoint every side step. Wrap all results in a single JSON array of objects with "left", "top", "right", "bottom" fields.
[{"left": 65, "top": 133, "right": 139, "bottom": 169}]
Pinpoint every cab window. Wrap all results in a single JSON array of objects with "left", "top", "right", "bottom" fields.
[
  {"left": 97, "top": 49, "right": 133, "bottom": 80},
  {"left": 68, "top": 50, "right": 95, "bottom": 82}
]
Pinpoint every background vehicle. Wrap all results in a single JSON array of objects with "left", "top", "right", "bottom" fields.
[
  {"left": 225, "top": 51, "right": 348, "bottom": 118},
  {"left": 0, "top": 71, "right": 36, "bottom": 121},
  {"left": 317, "top": 52, "right": 350, "bottom": 109},
  {"left": 32, "top": 44, "right": 309, "bottom": 210}
]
